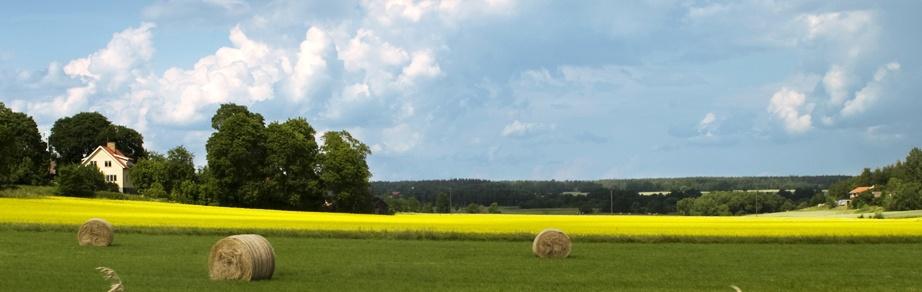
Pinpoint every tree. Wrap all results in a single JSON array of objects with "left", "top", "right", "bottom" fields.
[
  {"left": 318, "top": 131, "right": 373, "bottom": 213},
  {"left": 56, "top": 164, "right": 105, "bottom": 197},
  {"left": 902, "top": 148, "right": 922, "bottom": 182},
  {"left": 129, "top": 153, "right": 168, "bottom": 194},
  {"left": 435, "top": 192, "right": 450, "bottom": 213},
  {"left": 49, "top": 112, "right": 145, "bottom": 163},
  {"left": 131, "top": 146, "right": 197, "bottom": 196},
  {"left": 886, "top": 178, "right": 922, "bottom": 211},
  {"left": 165, "top": 146, "right": 196, "bottom": 190},
  {"left": 0, "top": 102, "right": 50, "bottom": 186},
  {"left": 99, "top": 125, "right": 147, "bottom": 159},
  {"left": 206, "top": 104, "right": 267, "bottom": 207},
  {"left": 264, "top": 118, "right": 322, "bottom": 210},
  {"left": 211, "top": 103, "right": 264, "bottom": 131}
]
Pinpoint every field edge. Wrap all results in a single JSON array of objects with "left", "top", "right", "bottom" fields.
[{"left": 6, "top": 222, "right": 922, "bottom": 244}]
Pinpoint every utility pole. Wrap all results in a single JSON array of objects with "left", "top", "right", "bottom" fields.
[{"left": 610, "top": 188, "right": 613, "bottom": 215}]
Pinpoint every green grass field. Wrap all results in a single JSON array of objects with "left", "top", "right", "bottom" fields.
[{"left": 2, "top": 229, "right": 920, "bottom": 291}]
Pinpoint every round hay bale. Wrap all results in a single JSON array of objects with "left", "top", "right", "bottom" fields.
[
  {"left": 532, "top": 228, "right": 571, "bottom": 258},
  {"left": 77, "top": 218, "right": 114, "bottom": 246},
  {"left": 208, "top": 234, "right": 275, "bottom": 281}
]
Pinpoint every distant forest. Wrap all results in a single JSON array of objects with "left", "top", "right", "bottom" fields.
[{"left": 371, "top": 176, "right": 848, "bottom": 213}]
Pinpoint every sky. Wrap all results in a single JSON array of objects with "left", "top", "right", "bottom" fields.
[{"left": 1, "top": 0, "right": 921, "bottom": 181}]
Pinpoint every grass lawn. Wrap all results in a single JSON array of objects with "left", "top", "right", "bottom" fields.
[{"left": 1, "top": 230, "right": 921, "bottom": 291}]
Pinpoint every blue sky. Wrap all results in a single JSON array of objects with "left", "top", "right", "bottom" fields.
[{"left": 2, "top": 0, "right": 921, "bottom": 180}]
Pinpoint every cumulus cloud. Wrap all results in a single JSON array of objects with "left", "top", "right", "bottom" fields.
[
  {"left": 768, "top": 88, "right": 813, "bottom": 134},
  {"left": 841, "top": 62, "right": 900, "bottom": 117},
  {"left": 339, "top": 29, "right": 409, "bottom": 73},
  {"left": 18, "top": 23, "right": 156, "bottom": 120},
  {"left": 155, "top": 25, "right": 291, "bottom": 124},
  {"left": 397, "top": 50, "right": 441, "bottom": 86},
  {"left": 289, "top": 27, "right": 332, "bottom": 102}
]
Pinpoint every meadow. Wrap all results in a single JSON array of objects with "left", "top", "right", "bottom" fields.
[
  {"left": 2, "top": 230, "right": 921, "bottom": 291},
  {"left": 3, "top": 195, "right": 922, "bottom": 290},
  {"left": 3, "top": 196, "right": 922, "bottom": 242}
]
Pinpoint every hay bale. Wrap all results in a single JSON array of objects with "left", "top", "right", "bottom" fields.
[
  {"left": 77, "top": 218, "right": 114, "bottom": 246},
  {"left": 208, "top": 234, "right": 275, "bottom": 281},
  {"left": 532, "top": 228, "right": 571, "bottom": 258}
]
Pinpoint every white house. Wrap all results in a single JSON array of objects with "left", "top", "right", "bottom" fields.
[{"left": 81, "top": 142, "right": 134, "bottom": 193}]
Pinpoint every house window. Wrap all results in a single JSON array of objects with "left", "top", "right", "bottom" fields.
[
  {"left": 90, "top": 161, "right": 97, "bottom": 167},
  {"left": 105, "top": 175, "right": 118, "bottom": 182},
  {"left": 105, "top": 161, "right": 112, "bottom": 167}
]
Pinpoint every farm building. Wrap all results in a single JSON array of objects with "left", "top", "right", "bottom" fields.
[
  {"left": 849, "top": 186, "right": 881, "bottom": 199},
  {"left": 80, "top": 142, "right": 134, "bottom": 193}
]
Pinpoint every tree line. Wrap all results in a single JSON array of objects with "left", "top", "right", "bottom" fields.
[
  {"left": 599, "top": 176, "right": 847, "bottom": 191},
  {"left": 0, "top": 102, "right": 377, "bottom": 214},
  {"left": 371, "top": 178, "right": 839, "bottom": 214},
  {"left": 825, "top": 148, "right": 922, "bottom": 211}
]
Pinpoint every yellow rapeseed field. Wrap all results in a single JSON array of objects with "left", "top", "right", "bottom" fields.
[{"left": 2, "top": 196, "right": 922, "bottom": 238}]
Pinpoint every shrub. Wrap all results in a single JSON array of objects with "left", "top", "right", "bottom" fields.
[
  {"left": 488, "top": 202, "right": 501, "bottom": 213},
  {"left": 56, "top": 164, "right": 105, "bottom": 197},
  {"left": 171, "top": 180, "right": 198, "bottom": 203},
  {"left": 465, "top": 203, "right": 482, "bottom": 213},
  {"left": 143, "top": 182, "right": 168, "bottom": 198}
]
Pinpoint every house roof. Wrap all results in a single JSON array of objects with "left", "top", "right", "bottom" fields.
[
  {"left": 849, "top": 186, "right": 874, "bottom": 194},
  {"left": 80, "top": 145, "right": 132, "bottom": 169}
]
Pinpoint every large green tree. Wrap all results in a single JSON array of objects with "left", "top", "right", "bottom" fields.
[
  {"left": 0, "top": 102, "right": 50, "bottom": 186},
  {"left": 318, "top": 131, "right": 373, "bottom": 213},
  {"left": 49, "top": 112, "right": 146, "bottom": 163},
  {"left": 264, "top": 118, "right": 322, "bottom": 210},
  {"left": 206, "top": 104, "right": 268, "bottom": 206}
]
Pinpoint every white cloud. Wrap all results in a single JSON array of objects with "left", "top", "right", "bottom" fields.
[
  {"left": 339, "top": 29, "right": 409, "bottom": 73},
  {"left": 768, "top": 88, "right": 813, "bottom": 134},
  {"left": 501, "top": 120, "right": 554, "bottom": 138},
  {"left": 63, "top": 22, "right": 155, "bottom": 89},
  {"left": 18, "top": 23, "right": 156, "bottom": 120},
  {"left": 155, "top": 25, "right": 291, "bottom": 124},
  {"left": 397, "top": 50, "right": 441, "bottom": 86},
  {"left": 697, "top": 112, "right": 718, "bottom": 137},
  {"left": 841, "top": 62, "right": 900, "bottom": 117},
  {"left": 802, "top": 11, "right": 874, "bottom": 41},
  {"left": 823, "top": 65, "right": 849, "bottom": 106},
  {"left": 289, "top": 27, "right": 332, "bottom": 102},
  {"left": 799, "top": 10, "right": 878, "bottom": 58}
]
